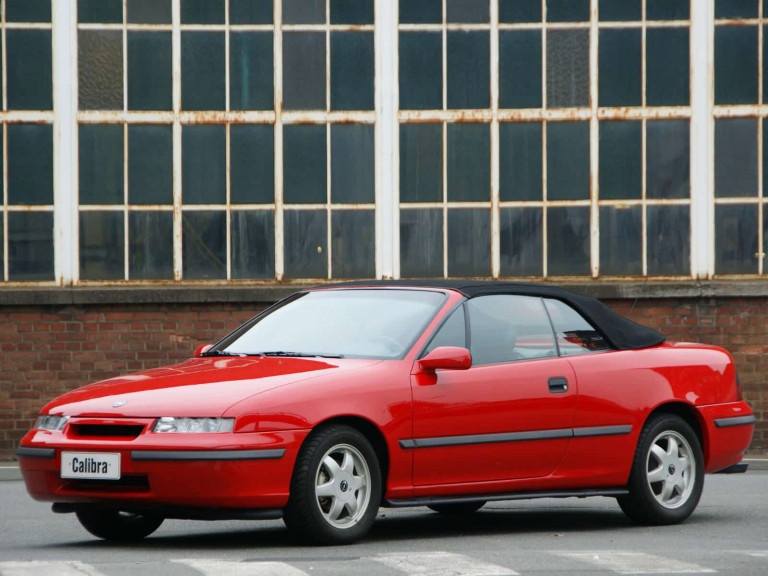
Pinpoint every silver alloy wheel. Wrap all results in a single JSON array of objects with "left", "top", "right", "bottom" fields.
[
  {"left": 646, "top": 430, "right": 696, "bottom": 509},
  {"left": 314, "top": 443, "right": 371, "bottom": 529}
]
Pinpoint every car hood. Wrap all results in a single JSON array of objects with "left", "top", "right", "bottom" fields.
[{"left": 42, "top": 356, "right": 382, "bottom": 418}]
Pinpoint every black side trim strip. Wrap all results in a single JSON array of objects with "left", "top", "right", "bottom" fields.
[
  {"left": 573, "top": 425, "right": 633, "bottom": 438},
  {"left": 385, "top": 488, "right": 630, "bottom": 508},
  {"left": 131, "top": 449, "right": 286, "bottom": 461},
  {"left": 16, "top": 446, "right": 56, "bottom": 459},
  {"left": 714, "top": 415, "right": 757, "bottom": 428}
]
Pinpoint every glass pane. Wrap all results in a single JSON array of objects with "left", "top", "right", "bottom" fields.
[
  {"left": 181, "top": 0, "right": 224, "bottom": 23},
  {"left": 231, "top": 210, "right": 275, "bottom": 279},
  {"left": 715, "top": 204, "right": 758, "bottom": 274},
  {"left": 284, "top": 210, "right": 327, "bottom": 278},
  {"left": 447, "top": 0, "right": 489, "bottom": 23},
  {"left": 7, "top": 30, "right": 52, "bottom": 110},
  {"left": 647, "top": 0, "right": 689, "bottom": 20},
  {"left": 647, "top": 120, "right": 690, "bottom": 199},
  {"left": 332, "top": 211, "right": 375, "bottom": 278},
  {"left": 231, "top": 124, "right": 275, "bottom": 205},
  {"left": 78, "top": 0, "right": 121, "bottom": 23},
  {"left": 715, "top": 118, "right": 758, "bottom": 198},
  {"left": 599, "top": 205, "right": 641, "bottom": 275},
  {"left": 129, "top": 211, "right": 174, "bottom": 280},
  {"left": 331, "top": 0, "right": 373, "bottom": 24},
  {"left": 399, "top": 0, "right": 442, "bottom": 23},
  {"left": 80, "top": 211, "right": 125, "bottom": 280},
  {"left": 182, "top": 211, "right": 227, "bottom": 279},
  {"left": 231, "top": 0, "right": 273, "bottom": 24},
  {"left": 332, "top": 125, "right": 374, "bottom": 204},
  {"left": 599, "top": 121, "right": 641, "bottom": 200},
  {"left": 331, "top": 32, "right": 374, "bottom": 111},
  {"left": 399, "top": 32, "right": 442, "bottom": 110},
  {"left": 547, "top": 121, "right": 590, "bottom": 201},
  {"left": 7, "top": 124, "right": 53, "bottom": 205},
  {"left": 284, "top": 125, "right": 327, "bottom": 204},
  {"left": 231, "top": 32, "right": 274, "bottom": 111},
  {"left": 425, "top": 307, "right": 467, "bottom": 353},
  {"left": 182, "top": 33, "right": 225, "bottom": 111},
  {"left": 129, "top": 125, "right": 173, "bottom": 205},
  {"left": 547, "top": 207, "right": 590, "bottom": 276},
  {"left": 647, "top": 28, "right": 689, "bottom": 106},
  {"left": 447, "top": 32, "right": 490, "bottom": 109},
  {"left": 647, "top": 205, "right": 690, "bottom": 275},
  {"left": 499, "top": 208, "right": 542, "bottom": 276},
  {"left": 715, "top": 0, "right": 758, "bottom": 18},
  {"left": 547, "top": 0, "right": 589, "bottom": 22},
  {"left": 283, "top": 32, "right": 326, "bottom": 110},
  {"left": 182, "top": 125, "right": 226, "bottom": 205},
  {"left": 763, "top": 119, "right": 768, "bottom": 197},
  {"left": 79, "top": 124, "right": 124, "bottom": 205},
  {"left": 499, "top": 30, "right": 542, "bottom": 109},
  {"left": 6, "top": 0, "right": 51, "bottom": 22},
  {"left": 499, "top": 122, "right": 542, "bottom": 202},
  {"left": 545, "top": 299, "right": 612, "bottom": 354},
  {"left": 547, "top": 30, "right": 589, "bottom": 108},
  {"left": 400, "top": 209, "right": 443, "bottom": 278},
  {"left": 400, "top": 124, "right": 443, "bottom": 203},
  {"left": 448, "top": 209, "right": 490, "bottom": 276},
  {"left": 599, "top": 0, "right": 641, "bottom": 20},
  {"left": 284, "top": 0, "right": 325, "bottom": 24},
  {"left": 715, "top": 26, "right": 758, "bottom": 105},
  {"left": 599, "top": 29, "right": 641, "bottom": 107},
  {"left": 8, "top": 212, "right": 54, "bottom": 281},
  {"left": 500, "top": 0, "right": 541, "bottom": 22},
  {"left": 127, "top": 0, "right": 172, "bottom": 23},
  {"left": 128, "top": 32, "right": 172, "bottom": 111},
  {"left": 763, "top": 25, "right": 768, "bottom": 104},
  {"left": 79, "top": 31, "right": 123, "bottom": 111},
  {"left": 447, "top": 124, "right": 490, "bottom": 202}
]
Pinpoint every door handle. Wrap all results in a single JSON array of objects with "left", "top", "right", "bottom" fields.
[{"left": 548, "top": 377, "right": 569, "bottom": 393}]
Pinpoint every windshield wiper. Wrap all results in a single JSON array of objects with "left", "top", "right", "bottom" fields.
[
  {"left": 200, "top": 350, "right": 246, "bottom": 357},
  {"left": 257, "top": 351, "right": 344, "bottom": 359}
]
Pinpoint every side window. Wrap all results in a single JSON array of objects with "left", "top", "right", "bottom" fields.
[
  {"left": 544, "top": 299, "right": 614, "bottom": 356},
  {"left": 467, "top": 295, "right": 557, "bottom": 366},
  {"left": 424, "top": 305, "right": 466, "bottom": 354}
]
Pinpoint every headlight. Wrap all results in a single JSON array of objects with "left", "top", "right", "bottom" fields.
[
  {"left": 34, "top": 415, "right": 69, "bottom": 431},
  {"left": 152, "top": 417, "right": 234, "bottom": 433}
]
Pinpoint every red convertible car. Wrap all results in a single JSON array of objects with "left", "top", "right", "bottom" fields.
[{"left": 17, "top": 282, "right": 755, "bottom": 544}]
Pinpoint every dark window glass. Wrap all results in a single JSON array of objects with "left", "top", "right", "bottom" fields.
[
  {"left": 716, "top": 118, "right": 758, "bottom": 198},
  {"left": 447, "top": 0, "right": 489, "bottom": 23},
  {"left": 448, "top": 209, "right": 490, "bottom": 277},
  {"left": 647, "top": 205, "right": 690, "bottom": 275},
  {"left": 283, "top": 0, "right": 324, "bottom": 24},
  {"left": 599, "top": 29, "right": 641, "bottom": 107},
  {"left": 545, "top": 299, "right": 612, "bottom": 355},
  {"left": 182, "top": 125, "right": 226, "bottom": 204},
  {"left": 80, "top": 211, "right": 124, "bottom": 280},
  {"left": 547, "top": 30, "right": 589, "bottom": 108},
  {"left": 499, "top": 30, "right": 542, "bottom": 109},
  {"left": 763, "top": 118, "right": 768, "bottom": 197},
  {"left": 647, "top": 0, "right": 689, "bottom": 20},
  {"left": 399, "top": 0, "right": 442, "bottom": 23},
  {"left": 399, "top": 32, "right": 442, "bottom": 110},
  {"left": 8, "top": 212, "right": 54, "bottom": 281},
  {"left": 599, "top": 205, "right": 642, "bottom": 275},
  {"left": 547, "top": 121, "right": 590, "bottom": 201},
  {"left": 332, "top": 211, "right": 375, "bottom": 278},
  {"left": 129, "top": 125, "right": 173, "bottom": 205},
  {"left": 231, "top": 124, "right": 275, "bottom": 204},
  {"left": 715, "top": 0, "right": 758, "bottom": 18},
  {"left": 6, "top": 0, "right": 51, "bottom": 22},
  {"left": 79, "top": 31, "right": 123, "bottom": 110},
  {"left": 284, "top": 125, "right": 327, "bottom": 204},
  {"left": 599, "top": 121, "right": 641, "bottom": 200},
  {"left": 447, "top": 32, "right": 490, "bottom": 109},
  {"left": 400, "top": 124, "right": 443, "bottom": 203},
  {"left": 79, "top": 124, "right": 124, "bottom": 205},
  {"left": 647, "top": 28, "right": 689, "bottom": 106},
  {"left": 425, "top": 306, "right": 467, "bottom": 354},
  {"left": 647, "top": 120, "right": 690, "bottom": 199},
  {"left": 715, "top": 204, "right": 758, "bottom": 274},
  {"left": 763, "top": 25, "right": 768, "bottom": 105},
  {"left": 547, "top": 207, "right": 590, "bottom": 276},
  {"left": 0, "top": 218, "right": 3, "bottom": 277},
  {"left": 548, "top": 0, "right": 589, "bottom": 22},
  {"left": 500, "top": 0, "right": 541, "bottom": 22},
  {"left": 7, "top": 30, "right": 52, "bottom": 110},
  {"left": 128, "top": 32, "right": 172, "bottom": 111},
  {"left": 183, "top": 211, "right": 227, "bottom": 279},
  {"left": 231, "top": 32, "right": 274, "bottom": 111},
  {"left": 181, "top": 0, "right": 224, "bottom": 23},
  {"left": 230, "top": 0, "right": 273, "bottom": 24},
  {"left": 599, "top": 0, "right": 641, "bottom": 21},
  {"left": 182, "top": 33, "right": 225, "bottom": 111},
  {"left": 129, "top": 211, "right": 174, "bottom": 280},
  {"left": 283, "top": 32, "right": 326, "bottom": 110},
  {"left": 284, "top": 210, "right": 327, "bottom": 278},
  {"left": 499, "top": 208, "right": 542, "bottom": 276},
  {"left": 332, "top": 124, "right": 375, "bottom": 204},
  {"left": 400, "top": 209, "right": 443, "bottom": 278},
  {"left": 447, "top": 124, "right": 490, "bottom": 202},
  {"left": 78, "top": 0, "right": 121, "bottom": 23},
  {"left": 715, "top": 26, "right": 758, "bottom": 105},
  {"left": 8, "top": 124, "right": 53, "bottom": 205},
  {"left": 231, "top": 210, "right": 275, "bottom": 279},
  {"left": 500, "top": 122, "right": 542, "bottom": 201},
  {"left": 331, "top": 0, "right": 373, "bottom": 24},
  {"left": 331, "top": 32, "right": 374, "bottom": 111},
  {"left": 127, "top": 0, "right": 172, "bottom": 23}
]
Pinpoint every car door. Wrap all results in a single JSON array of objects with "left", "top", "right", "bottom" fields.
[{"left": 410, "top": 295, "right": 578, "bottom": 486}]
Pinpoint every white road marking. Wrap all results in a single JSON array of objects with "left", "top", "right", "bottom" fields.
[
  {"left": 172, "top": 558, "right": 309, "bottom": 576},
  {"left": 556, "top": 551, "right": 716, "bottom": 574},
  {"left": 372, "top": 551, "right": 517, "bottom": 576},
  {"left": 736, "top": 551, "right": 768, "bottom": 558},
  {"left": 0, "top": 561, "right": 106, "bottom": 576}
]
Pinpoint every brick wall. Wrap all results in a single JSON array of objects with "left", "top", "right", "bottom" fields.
[{"left": 1, "top": 297, "right": 766, "bottom": 460}]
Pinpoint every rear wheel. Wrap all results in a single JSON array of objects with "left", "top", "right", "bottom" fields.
[
  {"left": 428, "top": 501, "right": 485, "bottom": 515},
  {"left": 75, "top": 509, "right": 163, "bottom": 541}
]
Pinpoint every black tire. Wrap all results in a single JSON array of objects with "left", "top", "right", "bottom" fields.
[
  {"left": 428, "top": 501, "right": 486, "bottom": 515},
  {"left": 75, "top": 509, "right": 164, "bottom": 541},
  {"left": 283, "top": 424, "right": 382, "bottom": 545},
  {"left": 618, "top": 413, "right": 704, "bottom": 525}
]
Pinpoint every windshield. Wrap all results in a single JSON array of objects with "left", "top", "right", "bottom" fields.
[{"left": 213, "top": 289, "right": 447, "bottom": 360}]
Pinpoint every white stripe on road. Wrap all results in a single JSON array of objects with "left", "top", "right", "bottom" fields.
[
  {"left": 372, "top": 551, "right": 517, "bottom": 576},
  {"left": 172, "top": 558, "right": 309, "bottom": 576},
  {"left": 556, "top": 551, "right": 716, "bottom": 574},
  {"left": 0, "top": 561, "right": 106, "bottom": 576},
  {"left": 738, "top": 551, "right": 768, "bottom": 557}
]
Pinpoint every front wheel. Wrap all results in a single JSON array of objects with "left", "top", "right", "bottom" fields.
[{"left": 76, "top": 509, "right": 163, "bottom": 541}]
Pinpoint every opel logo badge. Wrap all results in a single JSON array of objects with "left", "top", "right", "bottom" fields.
[{"left": 112, "top": 400, "right": 127, "bottom": 408}]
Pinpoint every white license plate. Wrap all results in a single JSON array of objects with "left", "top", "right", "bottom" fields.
[{"left": 61, "top": 452, "right": 121, "bottom": 480}]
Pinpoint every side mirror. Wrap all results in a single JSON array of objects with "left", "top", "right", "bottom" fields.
[
  {"left": 193, "top": 344, "right": 214, "bottom": 357},
  {"left": 418, "top": 346, "right": 472, "bottom": 372}
]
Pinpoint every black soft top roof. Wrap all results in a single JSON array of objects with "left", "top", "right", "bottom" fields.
[{"left": 318, "top": 280, "right": 665, "bottom": 351}]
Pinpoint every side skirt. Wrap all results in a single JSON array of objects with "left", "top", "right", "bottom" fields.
[{"left": 384, "top": 487, "right": 629, "bottom": 508}]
